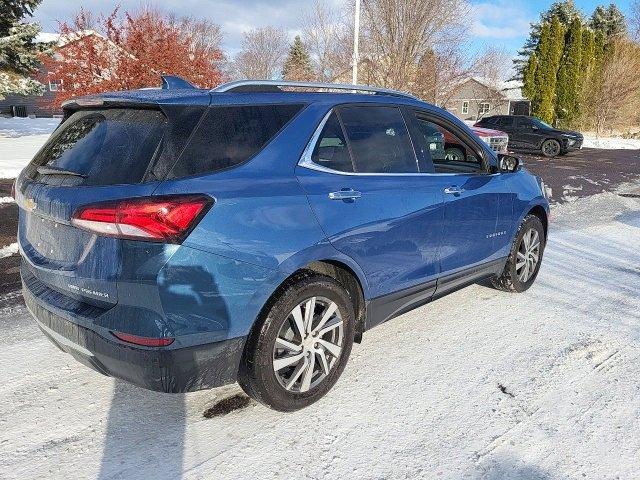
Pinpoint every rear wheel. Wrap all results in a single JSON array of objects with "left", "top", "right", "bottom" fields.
[
  {"left": 491, "top": 214, "right": 545, "bottom": 292},
  {"left": 239, "top": 273, "right": 355, "bottom": 411},
  {"left": 541, "top": 139, "right": 561, "bottom": 157}
]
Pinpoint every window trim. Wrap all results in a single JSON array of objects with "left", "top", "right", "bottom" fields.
[
  {"left": 48, "top": 79, "right": 62, "bottom": 92},
  {"left": 410, "top": 108, "right": 493, "bottom": 175},
  {"left": 478, "top": 102, "right": 490, "bottom": 116},
  {"left": 335, "top": 104, "right": 420, "bottom": 174},
  {"left": 461, "top": 101, "right": 469, "bottom": 115},
  {"left": 300, "top": 106, "right": 423, "bottom": 176},
  {"left": 310, "top": 110, "right": 357, "bottom": 173},
  {"left": 299, "top": 106, "right": 495, "bottom": 177}
]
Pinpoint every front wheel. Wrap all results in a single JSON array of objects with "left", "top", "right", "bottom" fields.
[
  {"left": 239, "top": 273, "right": 355, "bottom": 411},
  {"left": 541, "top": 139, "right": 561, "bottom": 157},
  {"left": 491, "top": 214, "right": 546, "bottom": 292}
]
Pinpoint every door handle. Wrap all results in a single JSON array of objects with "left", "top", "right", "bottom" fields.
[
  {"left": 444, "top": 186, "right": 465, "bottom": 195},
  {"left": 328, "top": 189, "right": 362, "bottom": 201}
]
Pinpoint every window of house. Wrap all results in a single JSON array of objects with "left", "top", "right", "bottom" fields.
[
  {"left": 338, "top": 105, "right": 418, "bottom": 174},
  {"left": 478, "top": 102, "right": 490, "bottom": 115},
  {"left": 461, "top": 101, "right": 469, "bottom": 115},
  {"left": 48, "top": 79, "right": 63, "bottom": 92}
]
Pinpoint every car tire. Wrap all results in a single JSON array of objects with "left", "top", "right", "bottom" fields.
[
  {"left": 541, "top": 139, "right": 561, "bottom": 157},
  {"left": 491, "top": 214, "right": 546, "bottom": 293},
  {"left": 238, "top": 272, "right": 355, "bottom": 412}
]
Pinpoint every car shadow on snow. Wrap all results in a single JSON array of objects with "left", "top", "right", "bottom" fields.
[
  {"left": 615, "top": 210, "right": 640, "bottom": 229},
  {"left": 98, "top": 262, "right": 233, "bottom": 479},
  {"left": 97, "top": 381, "right": 187, "bottom": 480},
  {"left": 470, "top": 454, "right": 553, "bottom": 479}
]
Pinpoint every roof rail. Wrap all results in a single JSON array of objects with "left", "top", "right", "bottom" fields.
[{"left": 211, "top": 80, "right": 419, "bottom": 100}]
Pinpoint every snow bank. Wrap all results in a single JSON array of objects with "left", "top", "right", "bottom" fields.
[
  {"left": 0, "top": 117, "right": 58, "bottom": 178},
  {"left": 582, "top": 135, "right": 640, "bottom": 150},
  {"left": 0, "top": 242, "right": 18, "bottom": 259},
  {"left": 1, "top": 190, "right": 640, "bottom": 479},
  {"left": 0, "top": 117, "right": 60, "bottom": 138}
]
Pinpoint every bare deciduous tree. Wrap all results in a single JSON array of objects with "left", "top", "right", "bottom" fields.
[
  {"left": 358, "top": 0, "right": 471, "bottom": 98},
  {"left": 586, "top": 39, "right": 640, "bottom": 134},
  {"left": 631, "top": 0, "right": 640, "bottom": 42},
  {"left": 168, "top": 14, "right": 224, "bottom": 55},
  {"left": 232, "top": 26, "right": 289, "bottom": 80},
  {"left": 302, "top": 0, "right": 351, "bottom": 81}
]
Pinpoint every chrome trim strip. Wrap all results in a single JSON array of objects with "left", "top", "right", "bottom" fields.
[
  {"left": 211, "top": 80, "right": 419, "bottom": 100},
  {"left": 297, "top": 109, "right": 499, "bottom": 178}
]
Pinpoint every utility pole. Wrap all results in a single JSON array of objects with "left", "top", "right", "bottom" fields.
[{"left": 352, "top": 0, "right": 361, "bottom": 85}]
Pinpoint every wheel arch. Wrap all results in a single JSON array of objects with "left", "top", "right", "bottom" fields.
[
  {"left": 526, "top": 204, "right": 548, "bottom": 237},
  {"left": 248, "top": 259, "right": 368, "bottom": 347}
]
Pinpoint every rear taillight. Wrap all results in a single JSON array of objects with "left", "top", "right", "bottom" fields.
[{"left": 71, "top": 195, "right": 212, "bottom": 243}]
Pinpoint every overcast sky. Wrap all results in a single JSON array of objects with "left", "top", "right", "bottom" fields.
[{"left": 31, "top": 0, "right": 635, "bottom": 58}]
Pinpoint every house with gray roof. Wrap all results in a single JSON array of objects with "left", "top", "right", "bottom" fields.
[{"left": 445, "top": 77, "right": 531, "bottom": 122}]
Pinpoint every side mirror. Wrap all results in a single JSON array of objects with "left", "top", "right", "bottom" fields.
[{"left": 498, "top": 153, "right": 522, "bottom": 173}]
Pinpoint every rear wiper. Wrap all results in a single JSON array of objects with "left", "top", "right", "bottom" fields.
[{"left": 36, "top": 166, "right": 87, "bottom": 178}]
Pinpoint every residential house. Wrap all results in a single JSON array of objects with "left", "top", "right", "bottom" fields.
[
  {"left": 446, "top": 77, "right": 531, "bottom": 122},
  {"left": 0, "top": 32, "right": 64, "bottom": 117}
]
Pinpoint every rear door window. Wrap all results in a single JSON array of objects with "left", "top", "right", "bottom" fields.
[
  {"left": 310, "top": 113, "right": 354, "bottom": 173},
  {"left": 27, "top": 108, "right": 167, "bottom": 186},
  {"left": 169, "top": 104, "right": 304, "bottom": 178},
  {"left": 337, "top": 105, "right": 418, "bottom": 174}
]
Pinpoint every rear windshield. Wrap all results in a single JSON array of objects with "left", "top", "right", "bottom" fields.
[
  {"left": 168, "top": 103, "right": 304, "bottom": 178},
  {"left": 27, "top": 108, "right": 166, "bottom": 186}
]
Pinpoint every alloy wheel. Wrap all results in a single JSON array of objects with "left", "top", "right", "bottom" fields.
[
  {"left": 542, "top": 140, "right": 560, "bottom": 157},
  {"left": 272, "top": 296, "right": 344, "bottom": 393},
  {"left": 516, "top": 228, "right": 541, "bottom": 282}
]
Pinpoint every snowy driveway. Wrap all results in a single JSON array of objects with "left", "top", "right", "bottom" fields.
[{"left": 1, "top": 191, "right": 640, "bottom": 479}]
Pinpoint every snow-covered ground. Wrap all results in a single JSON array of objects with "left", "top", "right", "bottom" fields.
[
  {"left": 1, "top": 189, "right": 640, "bottom": 479},
  {"left": 0, "top": 117, "right": 59, "bottom": 178},
  {"left": 582, "top": 135, "right": 640, "bottom": 150}
]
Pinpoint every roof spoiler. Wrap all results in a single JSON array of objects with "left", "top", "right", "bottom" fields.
[{"left": 161, "top": 75, "right": 196, "bottom": 90}]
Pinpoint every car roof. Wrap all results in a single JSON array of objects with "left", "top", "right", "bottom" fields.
[{"left": 64, "top": 88, "right": 431, "bottom": 107}]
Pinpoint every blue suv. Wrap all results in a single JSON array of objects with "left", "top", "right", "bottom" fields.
[{"left": 16, "top": 78, "right": 549, "bottom": 411}]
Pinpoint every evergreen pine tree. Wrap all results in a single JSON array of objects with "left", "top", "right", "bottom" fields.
[
  {"left": 522, "top": 52, "right": 538, "bottom": 105},
  {"left": 555, "top": 18, "right": 582, "bottom": 123},
  {"left": 0, "top": 0, "right": 44, "bottom": 98},
  {"left": 514, "top": 0, "right": 582, "bottom": 77},
  {"left": 535, "top": 17, "right": 565, "bottom": 124},
  {"left": 590, "top": 4, "right": 627, "bottom": 38},
  {"left": 282, "top": 35, "right": 314, "bottom": 81},
  {"left": 578, "top": 27, "right": 595, "bottom": 118}
]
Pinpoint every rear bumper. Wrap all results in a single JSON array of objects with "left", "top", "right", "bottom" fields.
[{"left": 22, "top": 274, "right": 247, "bottom": 393}]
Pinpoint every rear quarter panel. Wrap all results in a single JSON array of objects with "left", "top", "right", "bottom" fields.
[{"left": 152, "top": 102, "right": 372, "bottom": 338}]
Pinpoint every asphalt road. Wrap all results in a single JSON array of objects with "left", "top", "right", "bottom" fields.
[
  {"left": 522, "top": 147, "right": 640, "bottom": 200},
  {"left": 1, "top": 147, "right": 639, "bottom": 302}
]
